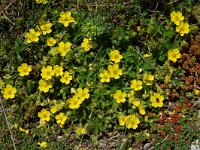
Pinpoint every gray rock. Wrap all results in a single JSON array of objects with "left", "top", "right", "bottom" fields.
[{"left": 191, "top": 140, "right": 200, "bottom": 150}]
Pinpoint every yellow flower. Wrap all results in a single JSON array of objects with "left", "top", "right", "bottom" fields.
[
  {"left": 53, "top": 65, "right": 63, "bottom": 77},
  {"left": 76, "top": 88, "right": 90, "bottom": 101},
  {"left": 41, "top": 66, "right": 54, "bottom": 80},
  {"left": 127, "top": 90, "right": 135, "bottom": 97},
  {"left": 60, "top": 71, "right": 72, "bottom": 84},
  {"left": 170, "top": 11, "right": 184, "bottom": 25},
  {"left": 139, "top": 104, "right": 145, "bottom": 115},
  {"left": 19, "top": 127, "right": 29, "bottom": 134},
  {"left": 110, "top": 50, "right": 123, "bottom": 63},
  {"left": 143, "top": 53, "right": 152, "bottom": 58},
  {"left": 35, "top": 0, "right": 48, "bottom": 4},
  {"left": 38, "top": 21, "right": 52, "bottom": 35},
  {"left": 55, "top": 112, "right": 68, "bottom": 125},
  {"left": 50, "top": 105, "right": 59, "bottom": 114},
  {"left": 194, "top": 89, "right": 199, "bottom": 95},
  {"left": 68, "top": 96, "right": 82, "bottom": 109},
  {"left": 125, "top": 114, "right": 140, "bottom": 129},
  {"left": 176, "top": 21, "right": 189, "bottom": 36},
  {"left": 58, "top": 12, "right": 75, "bottom": 27},
  {"left": 12, "top": 124, "right": 18, "bottom": 129},
  {"left": 143, "top": 72, "right": 154, "bottom": 85},
  {"left": 75, "top": 127, "right": 87, "bottom": 136},
  {"left": 81, "top": 38, "right": 92, "bottom": 52},
  {"left": 113, "top": 90, "right": 127, "bottom": 103},
  {"left": 129, "top": 97, "right": 140, "bottom": 107},
  {"left": 130, "top": 79, "right": 143, "bottom": 91},
  {"left": 50, "top": 103, "right": 63, "bottom": 114},
  {"left": 99, "top": 70, "right": 111, "bottom": 83},
  {"left": 168, "top": 48, "right": 181, "bottom": 63},
  {"left": 2, "top": 84, "right": 17, "bottom": 100},
  {"left": 150, "top": 93, "right": 164, "bottom": 108},
  {"left": 107, "top": 64, "right": 122, "bottom": 79},
  {"left": 24, "top": 29, "right": 40, "bottom": 43},
  {"left": 46, "top": 37, "right": 56, "bottom": 47},
  {"left": 17, "top": 63, "right": 32, "bottom": 76},
  {"left": 38, "top": 79, "right": 52, "bottom": 93},
  {"left": 38, "top": 109, "right": 51, "bottom": 122},
  {"left": 58, "top": 41, "right": 72, "bottom": 56},
  {"left": 119, "top": 116, "right": 127, "bottom": 126},
  {"left": 38, "top": 141, "right": 48, "bottom": 148}
]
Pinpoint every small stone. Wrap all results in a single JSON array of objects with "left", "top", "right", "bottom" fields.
[{"left": 143, "top": 143, "right": 150, "bottom": 149}]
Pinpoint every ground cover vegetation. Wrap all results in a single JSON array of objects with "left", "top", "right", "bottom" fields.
[{"left": 0, "top": 0, "right": 200, "bottom": 149}]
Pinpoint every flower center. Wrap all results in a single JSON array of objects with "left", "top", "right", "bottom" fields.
[
  {"left": 46, "top": 71, "right": 50, "bottom": 75},
  {"left": 114, "top": 54, "right": 119, "bottom": 59},
  {"left": 156, "top": 98, "right": 160, "bottom": 103},
  {"left": 43, "top": 114, "right": 48, "bottom": 118},
  {"left": 73, "top": 100, "right": 78, "bottom": 105},
  {"left": 23, "top": 68, "right": 28, "bottom": 72},
  {"left": 118, "top": 95, "right": 123, "bottom": 99},
  {"left": 113, "top": 70, "right": 118, "bottom": 74},
  {"left": 172, "top": 54, "right": 177, "bottom": 58},
  {"left": 7, "top": 90, "right": 12, "bottom": 95}
]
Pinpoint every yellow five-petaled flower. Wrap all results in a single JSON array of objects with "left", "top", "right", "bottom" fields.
[
  {"left": 2, "top": 84, "right": 17, "bottom": 100},
  {"left": 168, "top": 48, "right": 181, "bottom": 63},
  {"left": 60, "top": 71, "right": 73, "bottom": 84},
  {"left": 55, "top": 112, "right": 68, "bottom": 125},
  {"left": 38, "top": 108, "right": 51, "bottom": 122},
  {"left": 99, "top": 70, "right": 111, "bottom": 83},
  {"left": 150, "top": 92, "right": 164, "bottom": 108},
  {"left": 68, "top": 95, "right": 82, "bottom": 109},
  {"left": 176, "top": 21, "right": 189, "bottom": 36},
  {"left": 170, "top": 11, "right": 184, "bottom": 25},
  {"left": 58, "top": 41, "right": 72, "bottom": 57},
  {"left": 110, "top": 49, "right": 123, "bottom": 63},
  {"left": 38, "top": 79, "right": 52, "bottom": 93},
  {"left": 81, "top": 38, "right": 92, "bottom": 52},
  {"left": 119, "top": 114, "right": 140, "bottom": 129},
  {"left": 130, "top": 79, "right": 143, "bottom": 91},
  {"left": 107, "top": 64, "right": 122, "bottom": 79},
  {"left": 53, "top": 65, "right": 63, "bottom": 77},
  {"left": 46, "top": 37, "right": 56, "bottom": 47},
  {"left": 113, "top": 90, "right": 127, "bottom": 103},
  {"left": 38, "top": 21, "right": 52, "bottom": 35},
  {"left": 75, "top": 87, "right": 90, "bottom": 102},
  {"left": 17, "top": 63, "right": 32, "bottom": 76},
  {"left": 58, "top": 12, "right": 76, "bottom": 27},
  {"left": 41, "top": 66, "right": 54, "bottom": 80},
  {"left": 24, "top": 29, "right": 40, "bottom": 43}
]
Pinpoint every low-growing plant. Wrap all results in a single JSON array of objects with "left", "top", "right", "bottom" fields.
[{"left": 0, "top": 0, "right": 199, "bottom": 149}]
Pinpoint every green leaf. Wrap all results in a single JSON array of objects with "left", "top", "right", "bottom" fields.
[{"left": 165, "top": 30, "right": 175, "bottom": 38}]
